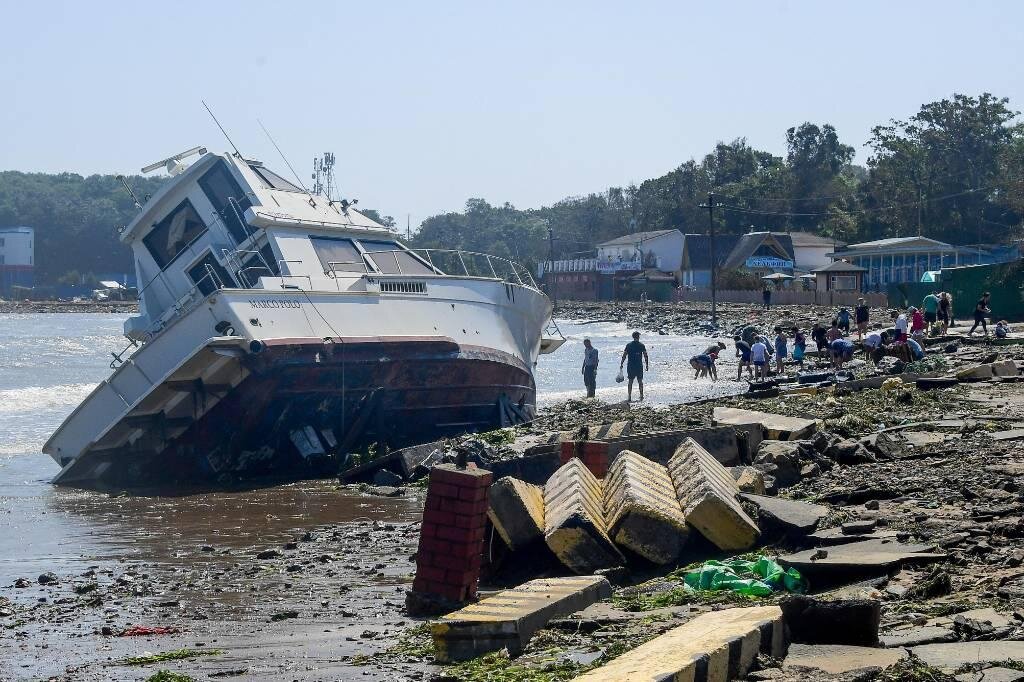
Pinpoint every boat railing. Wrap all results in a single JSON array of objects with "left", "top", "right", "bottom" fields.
[{"left": 325, "top": 248, "right": 539, "bottom": 290}]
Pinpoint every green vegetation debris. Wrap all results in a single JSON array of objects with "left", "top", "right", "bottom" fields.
[
  {"left": 476, "top": 428, "right": 516, "bottom": 445},
  {"left": 145, "top": 672, "right": 198, "bottom": 682},
  {"left": 877, "top": 657, "right": 956, "bottom": 682},
  {"left": 121, "top": 648, "right": 222, "bottom": 666}
]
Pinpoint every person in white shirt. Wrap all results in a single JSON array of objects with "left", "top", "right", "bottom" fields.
[
  {"left": 894, "top": 312, "right": 909, "bottom": 342},
  {"left": 751, "top": 337, "right": 769, "bottom": 380},
  {"left": 863, "top": 331, "right": 883, "bottom": 364}
]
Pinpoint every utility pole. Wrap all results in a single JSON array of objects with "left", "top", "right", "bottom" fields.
[
  {"left": 548, "top": 227, "right": 557, "bottom": 308},
  {"left": 406, "top": 214, "right": 411, "bottom": 242},
  {"left": 699, "top": 191, "right": 718, "bottom": 325}
]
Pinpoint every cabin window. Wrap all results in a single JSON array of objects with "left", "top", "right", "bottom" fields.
[
  {"left": 144, "top": 199, "right": 207, "bottom": 269},
  {"left": 358, "top": 240, "right": 434, "bottom": 275},
  {"left": 236, "top": 244, "right": 281, "bottom": 287},
  {"left": 249, "top": 164, "right": 302, "bottom": 192},
  {"left": 310, "top": 237, "right": 366, "bottom": 274},
  {"left": 199, "top": 160, "right": 252, "bottom": 244},
  {"left": 187, "top": 253, "right": 234, "bottom": 295}
]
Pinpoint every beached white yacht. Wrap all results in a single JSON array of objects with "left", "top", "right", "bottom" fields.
[{"left": 44, "top": 148, "right": 559, "bottom": 491}]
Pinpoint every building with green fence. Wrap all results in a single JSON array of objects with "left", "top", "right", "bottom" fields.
[{"left": 887, "top": 260, "right": 1024, "bottom": 321}]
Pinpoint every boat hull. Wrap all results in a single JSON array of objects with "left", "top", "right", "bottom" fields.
[{"left": 52, "top": 337, "right": 534, "bottom": 492}]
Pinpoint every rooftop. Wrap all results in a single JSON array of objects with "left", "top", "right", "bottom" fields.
[
  {"left": 598, "top": 230, "right": 680, "bottom": 247},
  {"left": 812, "top": 260, "right": 868, "bottom": 273},
  {"left": 789, "top": 231, "right": 844, "bottom": 248}
]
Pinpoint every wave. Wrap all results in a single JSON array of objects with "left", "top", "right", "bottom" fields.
[{"left": 0, "top": 383, "right": 98, "bottom": 416}]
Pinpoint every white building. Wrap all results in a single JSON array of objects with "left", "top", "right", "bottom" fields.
[
  {"left": 596, "top": 229, "right": 683, "bottom": 276},
  {"left": 789, "top": 231, "right": 843, "bottom": 272},
  {"left": 0, "top": 226, "right": 34, "bottom": 294},
  {"left": 0, "top": 226, "right": 33, "bottom": 266}
]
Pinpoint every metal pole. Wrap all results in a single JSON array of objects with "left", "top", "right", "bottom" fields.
[
  {"left": 548, "top": 227, "right": 557, "bottom": 308},
  {"left": 707, "top": 191, "right": 717, "bottom": 324}
]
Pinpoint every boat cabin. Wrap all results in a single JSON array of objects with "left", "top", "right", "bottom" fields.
[{"left": 122, "top": 151, "right": 431, "bottom": 340}]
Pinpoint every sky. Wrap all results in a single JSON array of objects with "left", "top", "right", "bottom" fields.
[{"left": 2, "top": 1, "right": 1022, "bottom": 228}]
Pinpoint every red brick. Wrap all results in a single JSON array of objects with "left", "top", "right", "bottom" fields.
[
  {"left": 415, "top": 564, "right": 447, "bottom": 583},
  {"left": 428, "top": 481, "right": 461, "bottom": 499},
  {"left": 418, "top": 537, "right": 452, "bottom": 555},
  {"left": 432, "top": 553, "right": 482, "bottom": 571},
  {"left": 452, "top": 513, "right": 488, "bottom": 531},
  {"left": 437, "top": 497, "right": 489, "bottom": 516},
  {"left": 436, "top": 525, "right": 473, "bottom": 542},
  {"left": 446, "top": 541, "right": 482, "bottom": 559},
  {"left": 445, "top": 568, "right": 479, "bottom": 586},
  {"left": 457, "top": 485, "right": 488, "bottom": 502},
  {"left": 430, "top": 466, "right": 493, "bottom": 488},
  {"left": 422, "top": 509, "right": 457, "bottom": 527},
  {"left": 424, "top": 495, "right": 441, "bottom": 511}
]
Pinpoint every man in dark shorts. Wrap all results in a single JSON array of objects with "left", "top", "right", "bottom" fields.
[
  {"left": 938, "top": 292, "right": 952, "bottom": 334},
  {"left": 734, "top": 335, "right": 752, "bottom": 380},
  {"left": 969, "top": 292, "right": 992, "bottom": 337},
  {"left": 619, "top": 331, "right": 649, "bottom": 402}
]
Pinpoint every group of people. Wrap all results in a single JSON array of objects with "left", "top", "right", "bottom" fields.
[{"left": 580, "top": 289, "right": 1007, "bottom": 399}]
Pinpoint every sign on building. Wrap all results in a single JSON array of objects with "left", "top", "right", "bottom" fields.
[{"left": 745, "top": 256, "right": 794, "bottom": 269}]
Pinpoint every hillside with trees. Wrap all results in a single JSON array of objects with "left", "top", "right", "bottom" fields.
[{"left": 1, "top": 93, "right": 1022, "bottom": 285}]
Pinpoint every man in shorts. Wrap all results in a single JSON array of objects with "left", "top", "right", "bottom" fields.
[
  {"left": 922, "top": 291, "right": 939, "bottom": 332},
  {"left": 863, "top": 330, "right": 884, "bottom": 364},
  {"left": 620, "top": 331, "right": 649, "bottom": 402},
  {"left": 734, "top": 335, "right": 753, "bottom": 381},
  {"left": 855, "top": 298, "right": 870, "bottom": 341},
  {"left": 751, "top": 336, "right": 769, "bottom": 379}
]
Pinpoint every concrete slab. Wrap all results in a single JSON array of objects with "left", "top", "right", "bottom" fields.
[
  {"left": 901, "top": 431, "right": 949, "bottom": 448},
  {"left": 956, "top": 668, "right": 1024, "bottom": 682},
  {"left": 668, "top": 438, "right": 760, "bottom": 552},
  {"left": 782, "top": 643, "right": 907, "bottom": 674},
  {"left": 573, "top": 605, "right": 784, "bottom": 682},
  {"left": 604, "top": 450, "right": 689, "bottom": 565},
  {"left": 713, "top": 407, "right": 817, "bottom": 441},
  {"left": 779, "top": 539, "right": 946, "bottom": 582},
  {"left": 927, "top": 607, "right": 1014, "bottom": 631},
  {"left": 731, "top": 466, "right": 767, "bottom": 494},
  {"left": 487, "top": 477, "right": 545, "bottom": 551},
  {"left": 544, "top": 458, "right": 624, "bottom": 574},
  {"left": 431, "top": 575, "right": 612, "bottom": 662},
  {"left": 740, "top": 494, "right": 828, "bottom": 535},
  {"left": 780, "top": 595, "right": 880, "bottom": 646},
  {"left": 806, "top": 527, "right": 901, "bottom": 546},
  {"left": 879, "top": 626, "right": 957, "bottom": 647},
  {"left": 992, "top": 429, "right": 1024, "bottom": 441},
  {"left": 911, "top": 641, "right": 1024, "bottom": 671}
]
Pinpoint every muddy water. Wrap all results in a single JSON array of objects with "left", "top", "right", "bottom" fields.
[{"left": 0, "top": 314, "right": 736, "bottom": 586}]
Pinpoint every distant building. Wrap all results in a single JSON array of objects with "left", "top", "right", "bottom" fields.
[
  {"left": 681, "top": 231, "right": 797, "bottom": 286},
  {"left": 827, "top": 236, "right": 1012, "bottom": 289},
  {"left": 811, "top": 260, "right": 867, "bottom": 292},
  {"left": 0, "top": 226, "right": 34, "bottom": 295},
  {"left": 789, "top": 231, "right": 844, "bottom": 272},
  {"left": 596, "top": 230, "right": 683, "bottom": 275}
]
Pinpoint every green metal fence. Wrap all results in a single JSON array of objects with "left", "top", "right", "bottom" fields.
[{"left": 887, "top": 260, "right": 1024, "bottom": 321}]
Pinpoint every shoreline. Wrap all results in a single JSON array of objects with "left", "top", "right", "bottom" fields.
[{"left": 0, "top": 300, "right": 138, "bottom": 314}]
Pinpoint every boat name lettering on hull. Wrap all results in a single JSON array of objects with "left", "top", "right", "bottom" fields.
[{"left": 248, "top": 299, "right": 302, "bottom": 309}]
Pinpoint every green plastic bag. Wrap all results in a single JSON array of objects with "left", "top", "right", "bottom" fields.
[{"left": 682, "top": 557, "right": 808, "bottom": 597}]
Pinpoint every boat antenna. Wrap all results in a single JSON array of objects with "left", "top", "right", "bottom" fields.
[
  {"left": 116, "top": 174, "right": 142, "bottom": 209},
  {"left": 202, "top": 100, "right": 242, "bottom": 157},
  {"left": 257, "top": 118, "right": 312, "bottom": 196}
]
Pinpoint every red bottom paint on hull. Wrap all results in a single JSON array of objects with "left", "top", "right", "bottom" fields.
[{"left": 56, "top": 338, "right": 535, "bottom": 492}]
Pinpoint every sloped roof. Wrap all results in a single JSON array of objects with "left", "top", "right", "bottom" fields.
[
  {"left": 721, "top": 232, "right": 795, "bottom": 270},
  {"left": 813, "top": 260, "right": 868, "bottom": 273},
  {"left": 682, "top": 234, "right": 740, "bottom": 270},
  {"left": 847, "top": 236, "right": 951, "bottom": 249},
  {"left": 598, "top": 230, "right": 680, "bottom": 247},
  {"left": 790, "top": 231, "right": 845, "bottom": 248}
]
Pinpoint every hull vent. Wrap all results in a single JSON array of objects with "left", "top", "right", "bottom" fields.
[{"left": 380, "top": 280, "right": 427, "bottom": 294}]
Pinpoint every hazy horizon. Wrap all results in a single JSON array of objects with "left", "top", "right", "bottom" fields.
[{"left": 2, "top": 1, "right": 1022, "bottom": 226}]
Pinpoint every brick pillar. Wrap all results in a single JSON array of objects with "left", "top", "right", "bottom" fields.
[
  {"left": 409, "top": 464, "right": 492, "bottom": 612},
  {"left": 560, "top": 440, "right": 610, "bottom": 478}
]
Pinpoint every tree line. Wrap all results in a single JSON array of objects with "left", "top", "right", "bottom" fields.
[{"left": 1, "top": 93, "right": 1021, "bottom": 285}]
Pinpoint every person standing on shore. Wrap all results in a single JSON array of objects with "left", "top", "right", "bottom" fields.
[
  {"left": 855, "top": 298, "right": 870, "bottom": 341},
  {"left": 938, "top": 292, "right": 952, "bottom": 335},
  {"left": 922, "top": 291, "right": 939, "bottom": 334},
  {"left": 751, "top": 336, "right": 769, "bottom": 379},
  {"left": 969, "top": 292, "right": 991, "bottom": 337},
  {"left": 774, "top": 327, "right": 788, "bottom": 375},
  {"left": 811, "top": 322, "right": 828, "bottom": 359},
  {"left": 581, "top": 338, "right": 598, "bottom": 398},
  {"left": 836, "top": 307, "right": 851, "bottom": 335},
  {"left": 762, "top": 285, "right": 772, "bottom": 311},
  {"left": 620, "top": 331, "right": 649, "bottom": 402},
  {"left": 734, "top": 335, "right": 753, "bottom": 380}
]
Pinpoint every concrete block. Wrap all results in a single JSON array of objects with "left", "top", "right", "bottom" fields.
[
  {"left": 573, "top": 605, "right": 784, "bottom": 681},
  {"left": 544, "top": 458, "right": 624, "bottom": 574},
  {"left": 911, "top": 641, "right": 1024, "bottom": 671},
  {"left": 432, "top": 575, "right": 611, "bottom": 662},
  {"left": 603, "top": 450, "right": 688, "bottom": 565},
  {"left": 487, "top": 477, "right": 545, "bottom": 551},
  {"left": 992, "top": 359, "right": 1019, "bottom": 377},
  {"left": 780, "top": 595, "right": 880, "bottom": 645},
  {"left": 713, "top": 407, "right": 817, "bottom": 441},
  {"left": 740, "top": 494, "right": 828, "bottom": 536},
  {"left": 782, "top": 643, "right": 907, "bottom": 675},
  {"left": 731, "top": 466, "right": 766, "bottom": 494},
  {"left": 667, "top": 438, "right": 760, "bottom": 552}
]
